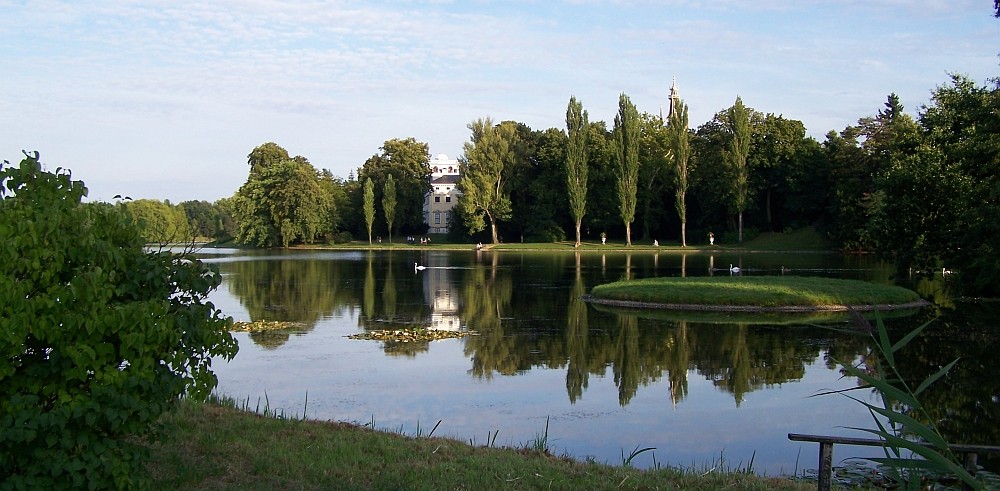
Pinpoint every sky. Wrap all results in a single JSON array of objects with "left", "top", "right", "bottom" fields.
[{"left": 2, "top": 1, "right": 998, "bottom": 203}]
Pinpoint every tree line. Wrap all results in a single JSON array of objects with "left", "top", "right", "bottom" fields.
[{"left": 130, "top": 73, "right": 1000, "bottom": 296}]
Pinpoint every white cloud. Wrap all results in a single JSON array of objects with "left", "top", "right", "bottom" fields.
[{"left": 2, "top": 0, "right": 997, "bottom": 201}]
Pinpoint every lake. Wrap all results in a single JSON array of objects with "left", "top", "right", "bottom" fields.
[{"left": 201, "top": 247, "right": 1000, "bottom": 476}]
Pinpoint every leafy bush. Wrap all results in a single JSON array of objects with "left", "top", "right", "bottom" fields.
[
  {"left": 525, "top": 221, "right": 567, "bottom": 243},
  {"left": 0, "top": 153, "right": 239, "bottom": 489},
  {"left": 333, "top": 231, "right": 354, "bottom": 244}
]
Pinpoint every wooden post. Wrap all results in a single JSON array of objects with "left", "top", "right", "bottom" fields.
[
  {"left": 963, "top": 452, "right": 978, "bottom": 491},
  {"left": 818, "top": 441, "right": 833, "bottom": 491}
]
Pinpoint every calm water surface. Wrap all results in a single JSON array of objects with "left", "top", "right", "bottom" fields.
[{"left": 201, "top": 248, "right": 1000, "bottom": 476}]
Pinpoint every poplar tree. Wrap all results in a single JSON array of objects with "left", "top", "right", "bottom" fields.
[
  {"left": 382, "top": 174, "right": 396, "bottom": 244},
  {"left": 613, "top": 93, "right": 640, "bottom": 247},
  {"left": 565, "top": 96, "right": 589, "bottom": 247},
  {"left": 724, "top": 96, "right": 752, "bottom": 244},
  {"left": 669, "top": 98, "right": 691, "bottom": 247},
  {"left": 363, "top": 177, "right": 375, "bottom": 245}
]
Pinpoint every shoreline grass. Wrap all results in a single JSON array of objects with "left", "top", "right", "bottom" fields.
[
  {"left": 145, "top": 397, "right": 814, "bottom": 490},
  {"left": 588, "top": 276, "right": 924, "bottom": 310}
]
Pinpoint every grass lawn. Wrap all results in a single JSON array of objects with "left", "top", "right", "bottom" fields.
[
  {"left": 144, "top": 398, "right": 814, "bottom": 490},
  {"left": 588, "top": 276, "right": 925, "bottom": 310}
]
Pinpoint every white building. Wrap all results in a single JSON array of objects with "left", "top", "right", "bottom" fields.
[{"left": 423, "top": 154, "right": 461, "bottom": 234}]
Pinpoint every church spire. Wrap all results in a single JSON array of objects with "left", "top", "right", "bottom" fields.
[{"left": 668, "top": 76, "right": 680, "bottom": 120}]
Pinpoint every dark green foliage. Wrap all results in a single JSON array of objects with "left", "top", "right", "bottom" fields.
[
  {"left": 458, "top": 118, "right": 516, "bottom": 244},
  {"left": 565, "top": 96, "right": 589, "bottom": 246},
  {"left": 232, "top": 143, "right": 334, "bottom": 248},
  {"left": 179, "top": 200, "right": 218, "bottom": 239},
  {"left": 0, "top": 153, "right": 238, "bottom": 489},
  {"left": 507, "top": 126, "right": 570, "bottom": 243},
  {"left": 613, "top": 93, "right": 640, "bottom": 246},
  {"left": 919, "top": 75, "right": 1000, "bottom": 295},
  {"left": 724, "top": 96, "right": 752, "bottom": 244},
  {"left": 357, "top": 138, "right": 432, "bottom": 236}
]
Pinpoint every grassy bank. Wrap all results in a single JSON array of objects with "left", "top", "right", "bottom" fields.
[
  {"left": 273, "top": 226, "right": 834, "bottom": 253},
  {"left": 589, "top": 276, "right": 924, "bottom": 310},
  {"left": 145, "top": 398, "right": 813, "bottom": 490}
]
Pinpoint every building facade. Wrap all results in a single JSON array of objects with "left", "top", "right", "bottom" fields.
[{"left": 423, "top": 153, "right": 461, "bottom": 234}]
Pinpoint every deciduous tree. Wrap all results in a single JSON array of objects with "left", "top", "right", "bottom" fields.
[
  {"left": 668, "top": 98, "right": 691, "bottom": 246},
  {"left": 382, "top": 174, "right": 396, "bottom": 244},
  {"left": 231, "top": 143, "right": 330, "bottom": 247},
  {"left": 0, "top": 153, "right": 237, "bottom": 488},
  {"left": 613, "top": 93, "right": 640, "bottom": 246},
  {"left": 357, "top": 138, "right": 431, "bottom": 236},
  {"left": 363, "top": 177, "right": 375, "bottom": 245},
  {"left": 566, "top": 96, "right": 589, "bottom": 246},
  {"left": 724, "top": 96, "right": 752, "bottom": 244},
  {"left": 458, "top": 117, "right": 516, "bottom": 244}
]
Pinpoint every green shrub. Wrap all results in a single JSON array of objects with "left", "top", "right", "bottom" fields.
[
  {"left": 333, "top": 231, "right": 354, "bottom": 244},
  {"left": 0, "top": 153, "right": 239, "bottom": 489}
]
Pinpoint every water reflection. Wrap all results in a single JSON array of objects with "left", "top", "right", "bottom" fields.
[{"left": 206, "top": 249, "right": 999, "bottom": 473}]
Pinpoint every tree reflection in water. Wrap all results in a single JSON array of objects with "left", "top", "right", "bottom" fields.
[{"left": 211, "top": 249, "right": 998, "bottom": 471}]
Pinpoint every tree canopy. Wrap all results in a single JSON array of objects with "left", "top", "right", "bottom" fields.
[
  {"left": 724, "top": 96, "right": 752, "bottom": 244},
  {"left": 458, "top": 117, "right": 517, "bottom": 244},
  {"left": 0, "top": 153, "right": 237, "bottom": 488},
  {"left": 566, "top": 96, "right": 590, "bottom": 247},
  {"left": 231, "top": 143, "right": 335, "bottom": 247},
  {"left": 357, "top": 137, "right": 431, "bottom": 236},
  {"left": 613, "top": 93, "right": 640, "bottom": 246}
]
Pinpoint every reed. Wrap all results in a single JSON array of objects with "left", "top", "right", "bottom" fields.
[{"left": 818, "top": 310, "right": 982, "bottom": 489}]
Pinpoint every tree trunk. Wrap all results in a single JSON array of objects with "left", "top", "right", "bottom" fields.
[
  {"left": 766, "top": 189, "right": 772, "bottom": 231},
  {"left": 681, "top": 219, "right": 687, "bottom": 247},
  {"left": 738, "top": 212, "right": 744, "bottom": 244},
  {"left": 575, "top": 221, "right": 582, "bottom": 247},
  {"left": 491, "top": 221, "right": 499, "bottom": 244},
  {"left": 625, "top": 222, "right": 632, "bottom": 246}
]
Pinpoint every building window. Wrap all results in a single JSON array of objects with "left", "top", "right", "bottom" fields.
[
  {"left": 434, "top": 211, "right": 441, "bottom": 224},
  {"left": 445, "top": 196, "right": 451, "bottom": 203},
  {"left": 435, "top": 196, "right": 440, "bottom": 203},
  {"left": 445, "top": 211, "right": 451, "bottom": 224}
]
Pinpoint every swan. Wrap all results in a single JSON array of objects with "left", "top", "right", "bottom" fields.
[
  {"left": 730, "top": 264, "right": 740, "bottom": 273},
  {"left": 414, "top": 262, "right": 427, "bottom": 271}
]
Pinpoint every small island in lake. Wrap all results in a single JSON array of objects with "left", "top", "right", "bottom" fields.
[{"left": 584, "top": 276, "right": 929, "bottom": 312}]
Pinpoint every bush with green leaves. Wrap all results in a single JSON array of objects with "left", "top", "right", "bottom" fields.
[{"left": 0, "top": 153, "right": 239, "bottom": 489}]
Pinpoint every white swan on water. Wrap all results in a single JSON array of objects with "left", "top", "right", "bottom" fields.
[
  {"left": 730, "top": 264, "right": 740, "bottom": 273},
  {"left": 414, "top": 262, "right": 426, "bottom": 271}
]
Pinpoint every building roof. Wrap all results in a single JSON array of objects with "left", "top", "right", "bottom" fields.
[{"left": 432, "top": 174, "right": 460, "bottom": 185}]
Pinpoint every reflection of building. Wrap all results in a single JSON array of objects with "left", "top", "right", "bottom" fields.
[
  {"left": 423, "top": 154, "right": 461, "bottom": 234},
  {"left": 422, "top": 252, "right": 461, "bottom": 331}
]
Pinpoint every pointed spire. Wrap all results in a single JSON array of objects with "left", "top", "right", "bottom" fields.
[{"left": 668, "top": 76, "right": 680, "bottom": 120}]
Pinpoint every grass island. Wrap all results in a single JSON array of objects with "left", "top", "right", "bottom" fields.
[{"left": 585, "top": 276, "right": 929, "bottom": 312}]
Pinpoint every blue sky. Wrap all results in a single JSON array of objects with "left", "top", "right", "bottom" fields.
[{"left": 2, "top": 0, "right": 997, "bottom": 203}]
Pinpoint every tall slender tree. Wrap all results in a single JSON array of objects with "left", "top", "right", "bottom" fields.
[
  {"left": 613, "top": 93, "right": 640, "bottom": 246},
  {"left": 458, "top": 117, "right": 516, "bottom": 244},
  {"left": 724, "top": 96, "right": 752, "bottom": 244},
  {"left": 668, "top": 98, "right": 691, "bottom": 246},
  {"left": 363, "top": 177, "right": 375, "bottom": 245},
  {"left": 565, "top": 96, "right": 589, "bottom": 247},
  {"left": 382, "top": 174, "right": 396, "bottom": 244},
  {"left": 357, "top": 138, "right": 431, "bottom": 235}
]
